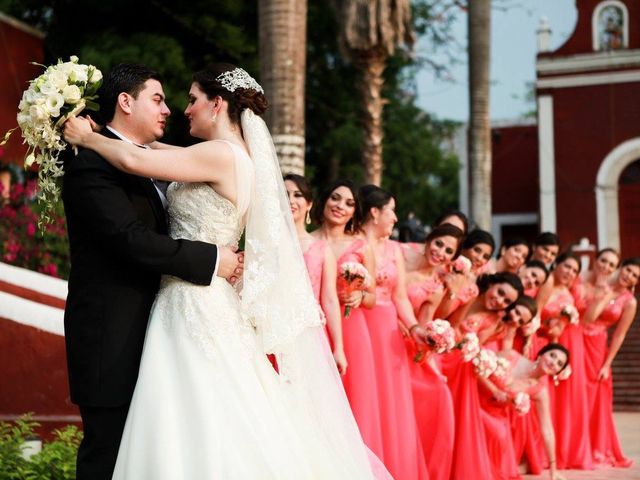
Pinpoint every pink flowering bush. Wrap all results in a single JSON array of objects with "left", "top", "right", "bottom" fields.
[{"left": 0, "top": 178, "right": 69, "bottom": 279}]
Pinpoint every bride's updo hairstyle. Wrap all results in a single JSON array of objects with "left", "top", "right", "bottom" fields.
[{"left": 193, "top": 63, "right": 268, "bottom": 124}]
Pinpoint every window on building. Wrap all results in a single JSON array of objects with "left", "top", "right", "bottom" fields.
[{"left": 593, "top": 1, "right": 628, "bottom": 51}]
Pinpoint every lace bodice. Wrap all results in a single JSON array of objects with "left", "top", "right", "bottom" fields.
[{"left": 166, "top": 182, "right": 243, "bottom": 248}]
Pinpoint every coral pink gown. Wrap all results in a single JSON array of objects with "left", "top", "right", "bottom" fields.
[
  {"left": 441, "top": 310, "right": 499, "bottom": 480},
  {"left": 582, "top": 290, "right": 634, "bottom": 467},
  {"left": 481, "top": 351, "right": 550, "bottom": 479},
  {"left": 336, "top": 238, "right": 384, "bottom": 459},
  {"left": 363, "top": 240, "right": 429, "bottom": 479},
  {"left": 545, "top": 289, "right": 593, "bottom": 470},
  {"left": 407, "top": 274, "right": 453, "bottom": 480}
]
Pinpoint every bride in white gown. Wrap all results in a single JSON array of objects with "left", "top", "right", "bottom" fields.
[{"left": 64, "top": 64, "right": 389, "bottom": 479}]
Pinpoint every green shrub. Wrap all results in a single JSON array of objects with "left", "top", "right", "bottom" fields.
[{"left": 0, "top": 414, "right": 81, "bottom": 480}]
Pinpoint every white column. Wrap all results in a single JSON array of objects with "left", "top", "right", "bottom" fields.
[
  {"left": 537, "top": 17, "right": 552, "bottom": 53},
  {"left": 537, "top": 95, "right": 557, "bottom": 232}
]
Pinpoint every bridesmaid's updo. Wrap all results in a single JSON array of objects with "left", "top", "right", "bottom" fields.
[
  {"left": 358, "top": 184, "right": 394, "bottom": 224},
  {"left": 193, "top": 63, "right": 268, "bottom": 124},
  {"left": 283, "top": 173, "right": 313, "bottom": 203}
]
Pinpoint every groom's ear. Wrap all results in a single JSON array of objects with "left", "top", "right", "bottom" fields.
[{"left": 117, "top": 92, "right": 134, "bottom": 115}]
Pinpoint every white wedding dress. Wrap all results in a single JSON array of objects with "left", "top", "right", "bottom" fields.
[{"left": 112, "top": 135, "right": 388, "bottom": 479}]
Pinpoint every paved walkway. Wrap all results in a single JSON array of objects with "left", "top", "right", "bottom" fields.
[{"left": 524, "top": 412, "right": 640, "bottom": 479}]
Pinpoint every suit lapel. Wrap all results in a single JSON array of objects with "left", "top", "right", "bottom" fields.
[
  {"left": 102, "top": 128, "right": 168, "bottom": 231},
  {"left": 139, "top": 176, "right": 168, "bottom": 231}
]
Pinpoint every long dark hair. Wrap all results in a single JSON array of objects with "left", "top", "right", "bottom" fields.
[{"left": 310, "top": 179, "right": 360, "bottom": 232}]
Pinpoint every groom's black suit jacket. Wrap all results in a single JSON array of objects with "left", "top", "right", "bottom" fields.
[{"left": 62, "top": 129, "right": 217, "bottom": 408}]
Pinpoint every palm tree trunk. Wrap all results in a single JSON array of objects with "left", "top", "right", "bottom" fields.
[
  {"left": 258, "top": 0, "right": 307, "bottom": 174},
  {"left": 358, "top": 48, "right": 386, "bottom": 186},
  {"left": 468, "top": 0, "right": 492, "bottom": 230}
]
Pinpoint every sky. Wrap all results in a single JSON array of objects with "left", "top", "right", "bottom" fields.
[{"left": 415, "top": 0, "right": 579, "bottom": 122}]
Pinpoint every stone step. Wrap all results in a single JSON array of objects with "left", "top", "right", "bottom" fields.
[
  {"left": 613, "top": 380, "right": 640, "bottom": 387},
  {"left": 612, "top": 307, "right": 640, "bottom": 409},
  {"left": 612, "top": 367, "right": 640, "bottom": 375}
]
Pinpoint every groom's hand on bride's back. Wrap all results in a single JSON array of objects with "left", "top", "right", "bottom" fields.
[{"left": 217, "top": 246, "right": 244, "bottom": 285}]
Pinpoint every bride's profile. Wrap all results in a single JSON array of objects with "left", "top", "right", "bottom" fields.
[{"left": 64, "top": 63, "right": 389, "bottom": 479}]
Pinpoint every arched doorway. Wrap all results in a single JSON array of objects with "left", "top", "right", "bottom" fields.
[
  {"left": 619, "top": 159, "right": 640, "bottom": 257},
  {"left": 596, "top": 138, "right": 640, "bottom": 251}
]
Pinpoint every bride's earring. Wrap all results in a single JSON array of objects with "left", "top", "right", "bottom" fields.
[
  {"left": 305, "top": 210, "right": 311, "bottom": 225},
  {"left": 211, "top": 113, "right": 217, "bottom": 123}
]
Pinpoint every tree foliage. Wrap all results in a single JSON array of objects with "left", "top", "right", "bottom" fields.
[{"left": 0, "top": 0, "right": 461, "bottom": 225}]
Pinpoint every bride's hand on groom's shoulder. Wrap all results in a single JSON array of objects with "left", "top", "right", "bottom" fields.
[
  {"left": 63, "top": 116, "right": 93, "bottom": 146},
  {"left": 217, "top": 246, "right": 244, "bottom": 285}
]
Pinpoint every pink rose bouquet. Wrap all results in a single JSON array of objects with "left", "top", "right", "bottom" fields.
[
  {"left": 451, "top": 255, "right": 472, "bottom": 275},
  {"left": 513, "top": 392, "right": 531, "bottom": 415},
  {"left": 414, "top": 319, "right": 456, "bottom": 362},
  {"left": 338, "top": 262, "right": 371, "bottom": 318}
]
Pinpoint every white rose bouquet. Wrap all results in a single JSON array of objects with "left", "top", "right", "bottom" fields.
[
  {"left": 472, "top": 348, "right": 499, "bottom": 378},
  {"left": 1, "top": 56, "right": 102, "bottom": 226},
  {"left": 456, "top": 331, "right": 481, "bottom": 362}
]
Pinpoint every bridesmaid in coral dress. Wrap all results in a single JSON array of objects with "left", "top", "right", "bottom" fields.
[
  {"left": 582, "top": 256, "right": 639, "bottom": 467},
  {"left": 359, "top": 185, "right": 431, "bottom": 480},
  {"left": 540, "top": 252, "right": 593, "bottom": 470},
  {"left": 531, "top": 231, "right": 561, "bottom": 270},
  {"left": 309, "top": 179, "right": 384, "bottom": 458},
  {"left": 479, "top": 295, "right": 537, "bottom": 351},
  {"left": 477, "top": 297, "right": 536, "bottom": 480},
  {"left": 284, "top": 174, "right": 347, "bottom": 374},
  {"left": 443, "top": 272, "right": 524, "bottom": 480},
  {"left": 487, "top": 237, "right": 530, "bottom": 275},
  {"left": 400, "top": 209, "right": 469, "bottom": 274},
  {"left": 436, "top": 229, "right": 495, "bottom": 320},
  {"left": 479, "top": 344, "right": 570, "bottom": 480},
  {"left": 405, "top": 223, "right": 466, "bottom": 480}
]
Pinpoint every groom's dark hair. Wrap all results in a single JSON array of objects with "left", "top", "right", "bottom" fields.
[{"left": 96, "top": 63, "right": 162, "bottom": 124}]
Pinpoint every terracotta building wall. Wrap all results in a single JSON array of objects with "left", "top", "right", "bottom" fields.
[
  {"left": 0, "top": 17, "right": 44, "bottom": 165},
  {"left": 491, "top": 125, "right": 539, "bottom": 215},
  {"left": 552, "top": 81, "right": 640, "bottom": 247}
]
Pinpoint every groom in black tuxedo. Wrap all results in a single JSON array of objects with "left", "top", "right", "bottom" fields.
[{"left": 62, "top": 63, "right": 242, "bottom": 480}]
